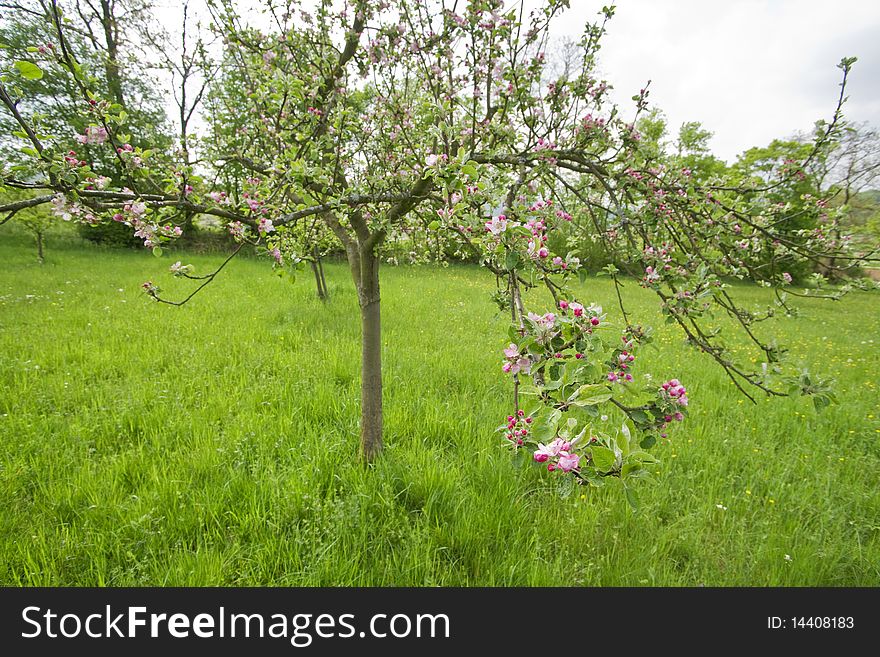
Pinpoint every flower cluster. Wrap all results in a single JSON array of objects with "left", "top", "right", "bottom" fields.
[
  {"left": 558, "top": 300, "right": 602, "bottom": 329},
  {"left": 111, "top": 198, "right": 181, "bottom": 248},
  {"left": 502, "top": 343, "right": 531, "bottom": 374},
  {"left": 169, "top": 261, "right": 193, "bottom": 277},
  {"left": 425, "top": 153, "right": 448, "bottom": 167},
  {"left": 534, "top": 437, "right": 581, "bottom": 472},
  {"left": 87, "top": 175, "right": 111, "bottom": 190},
  {"left": 62, "top": 150, "right": 87, "bottom": 168},
  {"left": 50, "top": 194, "right": 98, "bottom": 224},
  {"left": 115, "top": 143, "right": 142, "bottom": 167},
  {"left": 227, "top": 221, "right": 247, "bottom": 241},
  {"left": 525, "top": 311, "right": 558, "bottom": 344},
  {"left": 660, "top": 379, "right": 688, "bottom": 407},
  {"left": 258, "top": 217, "right": 275, "bottom": 235},
  {"left": 484, "top": 214, "right": 508, "bottom": 236},
  {"left": 76, "top": 125, "right": 108, "bottom": 145},
  {"left": 503, "top": 409, "right": 531, "bottom": 445}
]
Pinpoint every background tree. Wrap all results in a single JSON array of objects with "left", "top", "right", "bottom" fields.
[
  {"left": 0, "top": 0, "right": 172, "bottom": 246},
  {"left": 823, "top": 122, "right": 880, "bottom": 262}
]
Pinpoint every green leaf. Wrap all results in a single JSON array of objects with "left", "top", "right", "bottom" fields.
[
  {"left": 533, "top": 408, "right": 562, "bottom": 442},
  {"left": 627, "top": 450, "right": 659, "bottom": 464},
  {"left": 555, "top": 475, "right": 575, "bottom": 499},
  {"left": 569, "top": 384, "right": 612, "bottom": 407},
  {"left": 152, "top": 246, "right": 163, "bottom": 257},
  {"left": 460, "top": 163, "right": 479, "bottom": 177},
  {"left": 639, "top": 435, "right": 657, "bottom": 449},
  {"left": 542, "top": 378, "right": 563, "bottom": 391},
  {"left": 504, "top": 250, "right": 521, "bottom": 271},
  {"left": 591, "top": 446, "right": 615, "bottom": 472},
  {"left": 580, "top": 470, "right": 605, "bottom": 487},
  {"left": 14, "top": 60, "right": 43, "bottom": 80},
  {"left": 630, "top": 409, "right": 652, "bottom": 425},
  {"left": 619, "top": 422, "right": 634, "bottom": 456},
  {"left": 624, "top": 485, "right": 640, "bottom": 512},
  {"left": 428, "top": 220, "right": 440, "bottom": 231}
]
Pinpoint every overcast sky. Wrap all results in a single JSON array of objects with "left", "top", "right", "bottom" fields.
[
  {"left": 575, "top": 0, "right": 880, "bottom": 162},
  {"left": 154, "top": 0, "right": 880, "bottom": 163}
]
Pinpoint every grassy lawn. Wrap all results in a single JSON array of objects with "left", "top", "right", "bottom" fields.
[{"left": 1, "top": 232, "right": 878, "bottom": 585}]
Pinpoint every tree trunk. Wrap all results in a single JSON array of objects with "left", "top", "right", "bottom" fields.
[
  {"left": 317, "top": 253, "right": 328, "bottom": 299},
  {"left": 311, "top": 246, "right": 328, "bottom": 300},
  {"left": 310, "top": 259, "right": 326, "bottom": 300},
  {"left": 358, "top": 251, "right": 383, "bottom": 462},
  {"left": 35, "top": 230, "right": 44, "bottom": 264},
  {"left": 99, "top": 0, "right": 126, "bottom": 109}
]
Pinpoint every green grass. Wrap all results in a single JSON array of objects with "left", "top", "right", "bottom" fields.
[{"left": 1, "top": 231, "right": 878, "bottom": 586}]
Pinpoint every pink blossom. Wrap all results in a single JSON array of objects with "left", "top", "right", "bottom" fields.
[
  {"left": 527, "top": 312, "right": 556, "bottom": 330},
  {"left": 535, "top": 438, "right": 565, "bottom": 459},
  {"left": 556, "top": 452, "right": 580, "bottom": 472},
  {"left": 502, "top": 343, "right": 532, "bottom": 375},
  {"left": 661, "top": 379, "right": 689, "bottom": 407},
  {"left": 169, "top": 261, "right": 192, "bottom": 276},
  {"left": 125, "top": 201, "right": 146, "bottom": 217},
  {"left": 258, "top": 217, "right": 275, "bottom": 234},
  {"left": 227, "top": 221, "right": 246, "bottom": 240},
  {"left": 484, "top": 215, "right": 508, "bottom": 235},
  {"left": 77, "top": 125, "right": 108, "bottom": 145}
]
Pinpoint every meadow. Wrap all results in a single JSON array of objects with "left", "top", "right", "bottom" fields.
[{"left": 1, "top": 230, "right": 878, "bottom": 586}]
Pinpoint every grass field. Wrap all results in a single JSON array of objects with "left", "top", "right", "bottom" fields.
[{"left": 1, "top": 230, "right": 878, "bottom": 586}]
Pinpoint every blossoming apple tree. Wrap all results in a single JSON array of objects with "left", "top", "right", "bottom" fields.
[{"left": 1, "top": 0, "right": 874, "bottom": 503}]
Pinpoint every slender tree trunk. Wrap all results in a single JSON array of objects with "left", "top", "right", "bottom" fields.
[
  {"left": 358, "top": 250, "right": 382, "bottom": 461},
  {"left": 310, "top": 259, "right": 326, "bottom": 300},
  {"left": 310, "top": 246, "right": 328, "bottom": 300},
  {"left": 317, "top": 254, "right": 328, "bottom": 299},
  {"left": 99, "top": 0, "right": 126, "bottom": 109},
  {"left": 327, "top": 212, "right": 387, "bottom": 462},
  {"left": 35, "top": 229, "right": 44, "bottom": 264}
]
